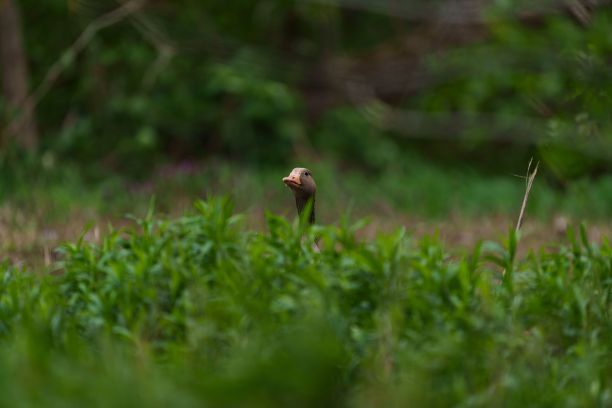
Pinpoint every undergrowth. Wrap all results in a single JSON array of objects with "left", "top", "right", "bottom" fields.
[
  {"left": 0, "top": 198, "right": 610, "bottom": 407},
  {"left": 2, "top": 157, "right": 612, "bottom": 223}
]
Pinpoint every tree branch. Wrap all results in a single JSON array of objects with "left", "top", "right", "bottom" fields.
[{"left": 2, "top": 0, "right": 147, "bottom": 139}]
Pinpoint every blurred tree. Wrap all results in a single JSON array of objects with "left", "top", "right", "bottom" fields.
[
  {"left": 5, "top": 0, "right": 611, "bottom": 177},
  {"left": 0, "top": 0, "right": 38, "bottom": 150}
]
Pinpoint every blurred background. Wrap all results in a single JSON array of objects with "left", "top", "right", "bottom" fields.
[{"left": 1, "top": 0, "right": 612, "bottom": 263}]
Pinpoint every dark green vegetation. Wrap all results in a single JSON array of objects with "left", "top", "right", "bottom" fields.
[
  {"left": 7, "top": 1, "right": 612, "bottom": 178},
  {"left": 2, "top": 1, "right": 612, "bottom": 222},
  {"left": 4, "top": 157, "right": 612, "bottom": 224},
  {"left": 1, "top": 2, "right": 611, "bottom": 406},
  {"left": 0, "top": 198, "right": 610, "bottom": 406}
]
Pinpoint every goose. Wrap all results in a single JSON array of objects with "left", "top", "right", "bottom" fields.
[
  {"left": 282, "top": 167, "right": 320, "bottom": 251},
  {"left": 282, "top": 167, "right": 317, "bottom": 224}
]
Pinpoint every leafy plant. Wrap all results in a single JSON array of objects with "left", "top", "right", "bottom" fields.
[{"left": 0, "top": 197, "right": 609, "bottom": 406}]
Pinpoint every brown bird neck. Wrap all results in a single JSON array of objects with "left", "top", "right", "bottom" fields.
[{"left": 295, "top": 193, "right": 315, "bottom": 224}]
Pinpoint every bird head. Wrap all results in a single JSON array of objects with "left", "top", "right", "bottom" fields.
[{"left": 282, "top": 167, "right": 316, "bottom": 198}]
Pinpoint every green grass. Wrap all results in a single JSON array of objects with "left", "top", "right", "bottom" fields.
[
  {"left": 2, "top": 156, "right": 612, "bottom": 225},
  {"left": 0, "top": 198, "right": 610, "bottom": 407}
]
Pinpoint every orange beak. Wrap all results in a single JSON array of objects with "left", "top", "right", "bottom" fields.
[{"left": 282, "top": 170, "right": 302, "bottom": 188}]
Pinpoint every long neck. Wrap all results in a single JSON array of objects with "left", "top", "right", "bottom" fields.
[{"left": 295, "top": 194, "right": 315, "bottom": 224}]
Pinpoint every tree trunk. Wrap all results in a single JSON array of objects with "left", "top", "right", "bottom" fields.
[{"left": 0, "top": 0, "right": 38, "bottom": 150}]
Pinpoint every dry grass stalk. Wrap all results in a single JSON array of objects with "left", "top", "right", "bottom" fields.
[{"left": 515, "top": 158, "right": 539, "bottom": 233}]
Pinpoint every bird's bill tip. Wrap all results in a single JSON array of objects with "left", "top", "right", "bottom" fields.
[{"left": 282, "top": 176, "right": 301, "bottom": 187}]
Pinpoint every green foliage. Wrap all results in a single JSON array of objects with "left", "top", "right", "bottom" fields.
[
  {"left": 15, "top": 1, "right": 311, "bottom": 174},
  {"left": 418, "top": 10, "right": 612, "bottom": 177},
  {"left": 313, "top": 107, "right": 400, "bottom": 172},
  {"left": 0, "top": 0, "right": 608, "bottom": 181},
  {"left": 0, "top": 198, "right": 610, "bottom": 405},
  {"left": 2, "top": 155, "right": 612, "bottom": 225},
  {"left": 201, "top": 54, "right": 304, "bottom": 163}
]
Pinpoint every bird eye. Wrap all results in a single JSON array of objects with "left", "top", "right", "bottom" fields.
[{"left": 304, "top": 171, "right": 310, "bottom": 177}]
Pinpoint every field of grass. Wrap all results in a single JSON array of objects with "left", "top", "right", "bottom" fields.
[
  {"left": 0, "top": 197, "right": 610, "bottom": 406},
  {"left": 3, "top": 1, "right": 612, "bottom": 404},
  {"left": 2, "top": 157, "right": 612, "bottom": 268},
  {"left": 5, "top": 157, "right": 612, "bottom": 220}
]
